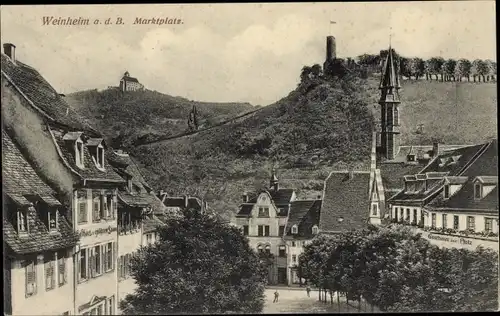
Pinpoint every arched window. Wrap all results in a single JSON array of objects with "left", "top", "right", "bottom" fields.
[
  {"left": 265, "top": 244, "right": 271, "bottom": 254},
  {"left": 257, "top": 244, "right": 264, "bottom": 253},
  {"left": 291, "top": 224, "right": 298, "bottom": 234},
  {"left": 312, "top": 225, "right": 319, "bottom": 235}
]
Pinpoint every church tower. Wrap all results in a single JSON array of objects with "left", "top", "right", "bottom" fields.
[
  {"left": 270, "top": 168, "right": 279, "bottom": 192},
  {"left": 379, "top": 47, "right": 401, "bottom": 160}
]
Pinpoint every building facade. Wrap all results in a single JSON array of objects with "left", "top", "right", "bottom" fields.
[
  {"left": 388, "top": 139, "right": 499, "bottom": 251},
  {"left": 119, "top": 71, "right": 144, "bottom": 92},
  {"left": 234, "top": 170, "right": 295, "bottom": 285},
  {"left": 3, "top": 130, "right": 79, "bottom": 316}
]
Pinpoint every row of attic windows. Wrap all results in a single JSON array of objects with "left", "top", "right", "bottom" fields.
[
  {"left": 64, "top": 132, "right": 105, "bottom": 171},
  {"left": 10, "top": 200, "right": 60, "bottom": 236}
]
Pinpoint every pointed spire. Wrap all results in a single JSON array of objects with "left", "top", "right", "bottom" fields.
[
  {"left": 379, "top": 46, "right": 400, "bottom": 90},
  {"left": 270, "top": 167, "right": 279, "bottom": 191}
]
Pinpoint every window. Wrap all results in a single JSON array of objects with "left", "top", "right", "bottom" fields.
[
  {"left": 96, "top": 146, "right": 105, "bottom": 169},
  {"left": 92, "top": 196, "right": 101, "bottom": 222},
  {"left": 278, "top": 246, "right": 286, "bottom": 257},
  {"left": 312, "top": 225, "right": 319, "bottom": 235},
  {"left": 413, "top": 209, "right": 417, "bottom": 223},
  {"left": 292, "top": 255, "right": 297, "bottom": 263},
  {"left": 58, "top": 251, "right": 67, "bottom": 286},
  {"left": 394, "top": 107, "right": 399, "bottom": 126},
  {"left": 146, "top": 233, "right": 152, "bottom": 244},
  {"left": 47, "top": 208, "right": 58, "bottom": 231},
  {"left": 443, "top": 185, "right": 450, "bottom": 199},
  {"left": 291, "top": 225, "right": 298, "bottom": 234},
  {"left": 25, "top": 259, "right": 37, "bottom": 297},
  {"left": 453, "top": 216, "right": 459, "bottom": 230},
  {"left": 485, "top": 218, "right": 493, "bottom": 232},
  {"left": 94, "top": 245, "right": 102, "bottom": 276},
  {"left": 16, "top": 209, "right": 28, "bottom": 233},
  {"left": 467, "top": 216, "right": 475, "bottom": 230},
  {"left": 104, "top": 243, "right": 113, "bottom": 272},
  {"left": 431, "top": 213, "right": 436, "bottom": 228},
  {"left": 258, "top": 225, "right": 264, "bottom": 237},
  {"left": 76, "top": 140, "right": 84, "bottom": 167},
  {"left": 103, "top": 195, "right": 113, "bottom": 219},
  {"left": 405, "top": 208, "right": 410, "bottom": 221},
  {"left": 278, "top": 225, "right": 285, "bottom": 236},
  {"left": 78, "top": 193, "right": 88, "bottom": 224},
  {"left": 399, "top": 209, "right": 403, "bottom": 221},
  {"left": 474, "top": 183, "right": 482, "bottom": 199},
  {"left": 291, "top": 241, "right": 296, "bottom": 247},
  {"left": 79, "top": 248, "right": 88, "bottom": 281},
  {"left": 243, "top": 225, "right": 249, "bottom": 236},
  {"left": 442, "top": 214, "right": 448, "bottom": 229},
  {"left": 258, "top": 207, "right": 269, "bottom": 217},
  {"left": 45, "top": 253, "right": 55, "bottom": 291},
  {"left": 265, "top": 245, "right": 271, "bottom": 254},
  {"left": 264, "top": 225, "right": 270, "bottom": 237},
  {"left": 371, "top": 204, "right": 378, "bottom": 216}
]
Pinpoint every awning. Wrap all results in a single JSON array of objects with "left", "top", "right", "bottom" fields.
[
  {"left": 265, "top": 245, "right": 271, "bottom": 250},
  {"left": 38, "top": 195, "right": 62, "bottom": 207},
  {"left": 7, "top": 194, "right": 32, "bottom": 207},
  {"left": 257, "top": 245, "right": 263, "bottom": 250}
]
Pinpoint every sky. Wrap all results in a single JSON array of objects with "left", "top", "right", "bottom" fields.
[{"left": 1, "top": 2, "right": 496, "bottom": 106}]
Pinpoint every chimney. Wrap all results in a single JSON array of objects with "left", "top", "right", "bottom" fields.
[
  {"left": 184, "top": 195, "right": 189, "bottom": 208},
  {"left": 242, "top": 193, "right": 249, "bottom": 203},
  {"left": 433, "top": 142, "right": 440, "bottom": 157},
  {"left": 326, "top": 36, "right": 336, "bottom": 61},
  {"left": 3, "top": 43, "right": 16, "bottom": 63}
]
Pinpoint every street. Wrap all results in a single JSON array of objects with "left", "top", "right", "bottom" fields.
[{"left": 262, "top": 288, "right": 376, "bottom": 313}]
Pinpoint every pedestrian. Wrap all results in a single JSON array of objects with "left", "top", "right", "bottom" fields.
[
  {"left": 273, "top": 290, "right": 279, "bottom": 303},
  {"left": 306, "top": 285, "right": 311, "bottom": 297}
]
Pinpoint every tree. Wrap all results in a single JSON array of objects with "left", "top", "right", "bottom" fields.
[
  {"left": 477, "top": 60, "right": 490, "bottom": 82},
  {"left": 311, "top": 64, "right": 323, "bottom": 78},
  {"left": 471, "top": 59, "right": 482, "bottom": 82},
  {"left": 399, "top": 57, "right": 411, "bottom": 79},
  {"left": 454, "top": 59, "right": 472, "bottom": 81},
  {"left": 425, "top": 57, "right": 445, "bottom": 80},
  {"left": 486, "top": 60, "right": 496, "bottom": 81},
  {"left": 408, "top": 58, "right": 425, "bottom": 80},
  {"left": 300, "top": 66, "right": 313, "bottom": 84},
  {"left": 120, "top": 208, "right": 266, "bottom": 314},
  {"left": 443, "top": 59, "right": 457, "bottom": 81}
]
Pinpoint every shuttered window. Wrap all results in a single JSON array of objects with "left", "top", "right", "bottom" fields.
[
  {"left": 93, "top": 197, "right": 100, "bottom": 222},
  {"left": 25, "top": 259, "right": 37, "bottom": 297},
  {"left": 94, "top": 246, "right": 102, "bottom": 275},
  {"left": 79, "top": 248, "right": 88, "bottom": 281},
  {"left": 264, "top": 225, "right": 270, "bottom": 236},
  {"left": 78, "top": 199, "right": 87, "bottom": 224},
  {"left": 45, "top": 253, "right": 56, "bottom": 290},
  {"left": 58, "top": 251, "right": 67, "bottom": 286}
]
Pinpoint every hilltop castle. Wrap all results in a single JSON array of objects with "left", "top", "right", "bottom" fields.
[{"left": 119, "top": 71, "right": 144, "bottom": 92}]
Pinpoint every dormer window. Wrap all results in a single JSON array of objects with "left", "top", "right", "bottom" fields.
[
  {"left": 291, "top": 224, "right": 298, "bottom": 234},
  {"left": 443, "top": 184, "right": 450, "bottom": 199},
  {"left": 76, "top": 140, "right": 85, "bottom": 168},
  {"left": 87, "top": 138, "right": 105, "bottom": 170},
  {"left": 47, "top": 208, "right": 58, "bottom": 231},
  {"left": 474, "top": 183, "right": 482, "bottom": 200},
  {"left": 15, "top": 208, "right": 29, "bottom": 234},
  {"left": 312, "top": 225, "right": 319, "bottom": 235}
]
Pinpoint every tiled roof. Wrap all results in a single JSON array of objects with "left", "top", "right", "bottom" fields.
[
  {"left": 389, "top": 141, "right": 493, "bottom": 203},
  {"left": 269, "top": 188, "right": 295, "bottom": 205},
  {"left": 3, "top": 130, "right": 56, "bottom": 198},
  {"left": 284, "top": 199, "right": 321, "bottom": 239},
  {"left": 379, "top": 163, "right": 423, "bottom": 196},
  {"left": 428, "top": 178, "right": 498, "bottom": 212},
  {"left": 160, "top": 196, "right": 203, "bottom": 211},
  {"left": 51, "top": 128, "right": 125, "bottom": 183},
  {"left": 1, "top": 53, "right": 97, "bottom": 133},
  {"left": 118, "top": 192, "right": 151, "bottom": 207},
  {"left": 3, "top": 130, "right": 78, "bottom": 255},
  {"left": 420, "top": 143, "right": 488, "bottom": 176},
  {"left": 320, "top": 171, "right": 371, "bottom": 232},
  {"left": 445, "top": 176, "right": 469, "bottom": 185},
  {"left": 476, "top": 176, "right": 498, "bottom": 185},
  {"left": 236, "top": 204, "right": 254, "bottom": 217}
]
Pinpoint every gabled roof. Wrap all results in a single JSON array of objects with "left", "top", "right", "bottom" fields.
[
  {"left": 445, "top": 176, "right": 469, "bottom": 185},
  {"left": 474, "top": 176, "right": 498, "bottom": 185},
  {"left": 2, "top": 130, "right": 79, "bottom": 255},
  {"left": 320, "top": 171, "right": 371, "bottom": 232},
  {"left": 1, "top": 53, "right": 97, "bottom": 134},
  {"left": 62, "top": 131, "right": 84, "bottom": 141},
  {"left": 143, "top": 215, "right": 165, "bottom": 233},
  {"left": 159, "top": 195, "right": 203, "bottom": 212},
  {"left": 50, "top": 128, "right": 125, "bottom": 183},
  {"left": 269, "top": 188, "right": 295, "bottom": 205},
  {"left": 428, "top": 178, "right": 498, "bottom": 212},
  {"left": 236, "top": 204, "right": 254, "bottom": 217},
  {"left": 284, "top": 199, "right": 321, "bottom": 239},
  {"left": 86, "top": 138, "right": 105, "bottom": 147},
  {"left": 420, "top": 143, "right": 488, "bottom": 176}
]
